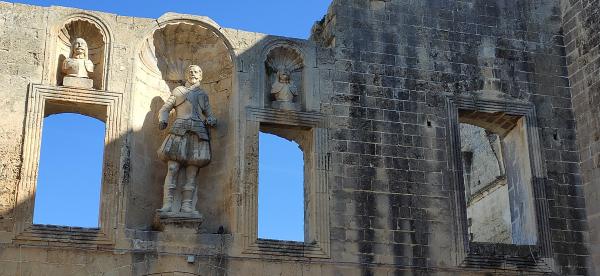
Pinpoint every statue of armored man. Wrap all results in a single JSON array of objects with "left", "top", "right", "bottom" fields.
[
  {"left": 157, "top": 65, "right": 216, "bottom": 217},
  {"left": 62, "top": 37, "right": 94, "bottom": 89}
]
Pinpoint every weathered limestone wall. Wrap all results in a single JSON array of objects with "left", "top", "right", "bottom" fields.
[
  {"left": 0, "top": 2, "right": 46, "bottom": 233},
  {"left": 460, "top": 123, "right": 512, "bottom": 244},
  {"left": 467, "top": 183, "right": 512, "bottom": 244},
  {"left": 560, "top": 0, "right": 600, "bottom": 273},
  {"left": 459, "top": 123, "right": 503, "bottom": 195},
  {"left": 314, "top": 0, "right": 589, "bottom": 274},
  {"left": 503, "top": 118, "right": 537, "bottom": 245},
  {"left": 0, "top": 0, "right": 595, "bottom": 275}
]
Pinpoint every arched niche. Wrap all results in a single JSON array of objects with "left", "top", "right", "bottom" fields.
[
  {"left": 265, "top": 46, "right": 304, "bottom": 110},
  {"left": 138, "top": 22, "right": 234, "bottom": 91},
  {"left": 130, "top": 20, "right": 235, "bottom": 231},
  {"left": 54, "top": 16, "right": 109, "bottom": 90}
]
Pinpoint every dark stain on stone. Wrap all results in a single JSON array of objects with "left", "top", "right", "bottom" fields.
[{"left": 354, "top": 190, "right": 377, "bottom": 276}]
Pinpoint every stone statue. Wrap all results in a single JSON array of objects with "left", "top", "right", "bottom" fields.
[
  {"left": 157, "top": 65, "right": 216, "bottom": 216},
  {"left": 270, "top": 70, "right": 298, "bottom": 110},
  {"left": 61, "top": 37, "right": 94, "bottom": 88}
]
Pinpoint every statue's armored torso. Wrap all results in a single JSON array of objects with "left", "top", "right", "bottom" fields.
[{"left": 166, "top": 85, "right": 210, "bottom": 141}]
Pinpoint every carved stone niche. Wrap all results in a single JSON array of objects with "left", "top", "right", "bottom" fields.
[
  {"left": 133, "top": 21, "right": 234, "bottom": 232},
  {"left": 265, "top": 47, "right": 304, "bottom": 111},
  {"left": 55, "top": 18, "right": 107, "bottom": 90}
]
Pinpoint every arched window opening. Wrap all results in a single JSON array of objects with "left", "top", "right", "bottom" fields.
[
  {"left": 33, "top": 113, "right": 105, "bottom": 228},
  {"left": 258, "top": 131, "right": 305, "bottom": 242}
]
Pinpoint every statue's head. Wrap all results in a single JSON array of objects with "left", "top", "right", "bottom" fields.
[
  {"left": 185, "top": 65, "right": 203, "bottom": 85},
  {"left": 277, "top": 71, "right": 290, "bottom": 83},
  {"left": 70, "top": 38, "right": 89, "bottom": 59}
]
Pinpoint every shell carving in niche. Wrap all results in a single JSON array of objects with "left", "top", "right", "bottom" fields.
[
  {"left": 139, "top": 22, "right": 233, "bottom": 87},
  {"left": 265, "top": 46, "right": 304, "bottom": 110},
  {"left": 265, "top": 47, "right": 304, "bottom": 75},
  {"left": 56, "top": 18, "right": 106, "bottom": 89}
]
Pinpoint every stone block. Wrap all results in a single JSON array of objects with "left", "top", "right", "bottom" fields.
[
  {"left": 0, "top": 261, "right": 17, "bottom": 276},
  {"left": 62, "top": 76, "right": 94, "bottom": 89}
]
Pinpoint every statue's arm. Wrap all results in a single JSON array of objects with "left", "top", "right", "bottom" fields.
[
  {"left": 158, "top": 95, "right": 175, "bottom": 129},
  {"left": 271, "top": 82, "right": 281, "bottom": 94},
  {"left": 61, "top": 59, "right": 68, "bottom": 74},
  {"left": 202, "top": 94, "right": 217, "bottom": 127},
  {"left": 290, "top": 82, "right": 298, "bottom": 96},
  {"left": 85, "top": 60, "right": 94, "bottom": 73}
]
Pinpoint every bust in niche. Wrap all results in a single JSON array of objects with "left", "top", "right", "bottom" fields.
[
  {"left": 270, "top": 70, "right": 298, "bottom": 110},
  {"left": 61, "top": 38, "right": 94, "bottom": 89},
  {"left": 266, "top": 46, "right": 303, "bottom": 110}
]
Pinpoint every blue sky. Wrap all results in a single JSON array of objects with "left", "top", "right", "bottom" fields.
[
  {"left": 20, "top": 0, "right": 331, "bottom": 240},
  {"left": 8, "top": 0, "right": 330, "bottom": 38},
  {"left": 33, "top": 114, "right": 105, "bottom": 227}
]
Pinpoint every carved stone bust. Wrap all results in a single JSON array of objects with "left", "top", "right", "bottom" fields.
[
  {"left": 266, "top": 46, "right": 304, "bottom": 110},
  {"left": 61, "top": 38, "right": 94, "bottom": 88},
  {"left": 270, "top": 70, "right": 298, "bottom": 110}
]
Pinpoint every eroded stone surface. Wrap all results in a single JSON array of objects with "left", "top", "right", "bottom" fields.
[{"left": 0, "top": 0, "right": 596, "bottom": 275}]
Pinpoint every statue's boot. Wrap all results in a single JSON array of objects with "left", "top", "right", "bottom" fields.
[
  {"left": 181, "top": 186, "right": 195, "bottom": 213},
  {"left": 159, "top": 161, "right": 179, "bottom": 213},
  {"left": 158, "top": 185, "right": 175, "bottom": 212}
]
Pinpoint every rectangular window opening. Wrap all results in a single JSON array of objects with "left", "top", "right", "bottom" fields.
[
  {"left": 32, "top": 110, "right": 106, "bottom": 228},
  {"left": 258, "top": 124, "right": 306, "bottom": 242},
  {"left": 459, "top": 111, "right": 537, "bottom": 245}
]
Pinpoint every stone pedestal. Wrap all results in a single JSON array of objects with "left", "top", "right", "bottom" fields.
[
  {"left": 154, "top": 210, "right": 204, "bottom": 232},
  {"left": 63, "top": 76, "right": 93, "bottom": 89},
  {"left": 271, "top": 100, "right": 299, "bottom": 111}
]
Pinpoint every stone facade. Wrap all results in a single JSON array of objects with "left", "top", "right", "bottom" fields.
[
  {"left": 312, "top": 0, "right": 589, "bottom": 275},
  {"left": 561, "top": 0, "right": 600, "bottom": 274},
  {"left": 0, "top": 0, "right": 598, "bottom": 275}
]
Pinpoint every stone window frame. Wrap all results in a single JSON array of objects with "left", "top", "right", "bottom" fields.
[
  {"left": 14, "top": 84, "right": 124, "bottom": 246},
  {"left": 446, "top": 96, "right": 553, "bottom": 270},
  {"left": 240, "top": 106, "right": 330, "bottom": 259}
]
